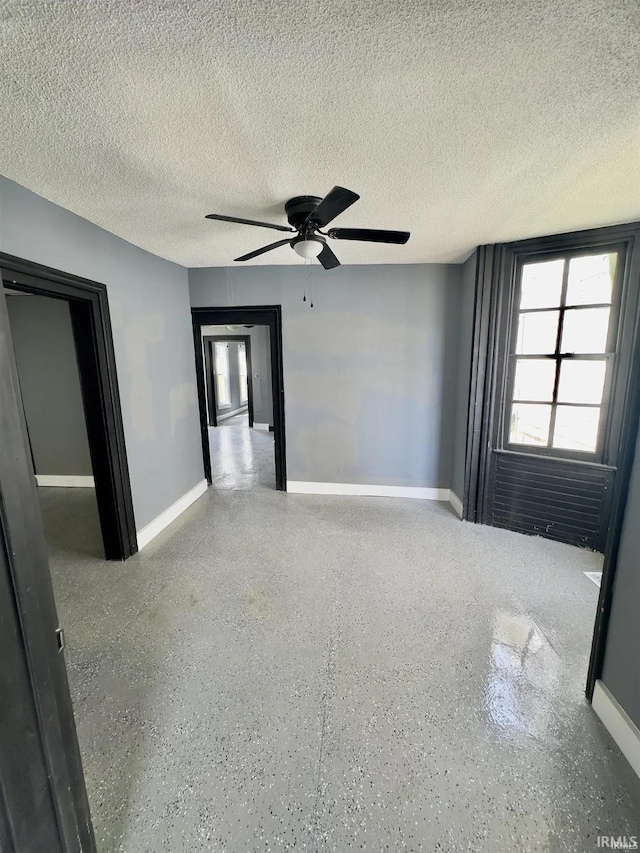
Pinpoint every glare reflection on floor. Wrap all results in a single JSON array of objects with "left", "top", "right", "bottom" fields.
[
  {"left": 209, "top": 413, "right": 275, "bottom": 490},
  {"left": 483, "top": 610, "right": 560, "bottom": 741}
]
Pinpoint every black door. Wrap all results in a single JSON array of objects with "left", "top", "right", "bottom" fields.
[{"left": 0, "top": 286, "right": 96, "bottom": 851}]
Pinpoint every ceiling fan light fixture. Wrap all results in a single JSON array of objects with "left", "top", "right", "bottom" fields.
[
  {"left": 292, "top": 237, "right": 324, "bottom": 259},
  {"left": 207, "top": 186, "right": 411, "bottom": 271}
]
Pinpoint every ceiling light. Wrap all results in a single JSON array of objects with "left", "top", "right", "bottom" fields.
[{"left": 293, "top": 238, "right": 323, "bottom": 259}]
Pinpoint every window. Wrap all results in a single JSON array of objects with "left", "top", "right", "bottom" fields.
[
  {"left": 214, "top": 343, "right": 231, "bottom": 407},
  {"left": 507, "top": 251, "right": 618, "bottom": 455},
  {"left": 238, "top": 344, "right": 248, "bottom": 405}
]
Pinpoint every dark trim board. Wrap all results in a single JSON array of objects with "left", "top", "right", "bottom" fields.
[
  {"left": 203, "top": 335, "right": 254, "bottom": 427},
  {"left": 192, "top": 306, "right": 286, "bottom": 491},
  {"left": 0, "top": 253, "right": 137, "bottom": 560}
]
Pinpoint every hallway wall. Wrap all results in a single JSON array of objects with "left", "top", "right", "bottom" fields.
[
  {"left": 601, "top": 420, "right": 640, "bottom": 730},
  {"left": 6, "top": 293, "right": 93, "bottom": 477},
  {"left": 0, "top": 176, "right": 204, "bottom": 530},
  {"left": 190, "top": 264, "right": 462, "bottom": 489}
]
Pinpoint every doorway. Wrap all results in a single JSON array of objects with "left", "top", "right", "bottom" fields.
[
  {"left": 204, "top": 334, "right": 255, "bottom": 427},
  {"left": 192, "top": 306, "right": 286, "bottom": 491},
  {"left": 0, "top": 253, "right": 137, "bottom": 560},
  {"left": 203, "top": 328, "right": 276, "bottom": 490}
]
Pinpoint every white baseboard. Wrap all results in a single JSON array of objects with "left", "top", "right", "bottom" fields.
[
  {"left": 136, "top": 479, "right": 208, "bottom": 551},
  {"left": 449, "top": 491, "right": 463, "bottom": 518},
  {"left": 592, "top": 680, "right": 640, "bottom": 780},
  {"left": 253, "top": 423, "right": 270, "bottom": 431},
  {"left": 287, "top": 481, "right": 450, "bottom": 501},
  {"left": 217, "top": 406, "right": 247, "bottom": 422},
  {"left": 36, "top": 475, "right": 95, "bottom": 488}
]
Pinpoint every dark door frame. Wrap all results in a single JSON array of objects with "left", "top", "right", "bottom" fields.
[
  {"left": 461, "top": 222, "right": 640, "bottom": 700},
  {"left": 0, "top": 252, "right": 137, "bottom": 560},
  {"left": 192, "top": 306, "right": 286, "bottom": 491},
  {"left": 203, "top": 335, "right": 254, "bottom": 427},
  {"left": 0, "top": 284, "right": 96, "bottom": 851}
]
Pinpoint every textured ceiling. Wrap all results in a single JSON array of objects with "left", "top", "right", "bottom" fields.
[{"left": 1, "top": 1, "right": 639, "bottom": 267}]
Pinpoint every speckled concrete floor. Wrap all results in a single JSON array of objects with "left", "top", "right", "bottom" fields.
[
  {"left": 209, "top": 416, "right": 275, "bottom": 490},
  {"left": 40, "top": 487, "right": 640, "bottom": 853}
]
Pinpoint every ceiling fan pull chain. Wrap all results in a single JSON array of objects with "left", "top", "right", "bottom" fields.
[
  {"left": 303, "top": 257, "right": 309, "bottom": 302},
  {"left": 310, "top": 263, "right": 314, "bottom": 308}
]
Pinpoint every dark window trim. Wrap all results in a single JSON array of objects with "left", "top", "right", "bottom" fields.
[
  {"left": 502, "top": 242, "right": 625, "bottom": 463},
  {"left": 203, "top": 335, "right": 254, "bottom": 427},
  {"left": 192, "top": 306, "right": 286, "bottom": 491},
  {"left": 0, "top": 253, "right": 137, "bottom": 560}
]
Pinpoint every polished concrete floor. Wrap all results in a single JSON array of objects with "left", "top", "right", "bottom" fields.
[
  {"left": 40, "top": 486, "right": 640, "bottom": 853},
  {"left": 209, "top": 413, "right": 275, "bottom": 490}
]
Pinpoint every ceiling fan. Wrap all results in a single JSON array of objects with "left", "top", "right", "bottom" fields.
[{"left": 205, "top": 186, "right": 410, "bottom": 270}]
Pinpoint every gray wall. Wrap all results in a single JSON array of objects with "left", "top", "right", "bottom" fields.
[
  {"left": 601, "top": 422, "right": 640, "bottom": 730},
  {"left": 0, "top": 176, "right": 204, "bottom": 530},
  {"left": 6, "top": 293, "right": 92, "bottom": 477},
  {"left": 203, "top": 324, "right": 273, "bottom": 425},
  {"left": 190, "top": 264, "right": 462, "bottom": 487},
  {"left": 450, "top": 251, "right": 477, "bottom": 502}
]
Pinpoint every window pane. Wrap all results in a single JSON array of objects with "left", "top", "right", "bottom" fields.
[
  {"left": 566, "top": 253, "right": 616, "bottom": 306},
  {"left": 509, "top": 403, "right": 551, "bottom": 446},
  {"left": 238, "top": 344, "right": 248, "bottom": 404},
  {"left": 552, "top": 406, "right": 601, "bottom": 452},
  {"left": 561, "top": 307, "right": 610, "bottom": 353},
  {"left": 215, "top": 343, "right": 231, "bottom": 406},
  {"left": 520, "top": 260, "right": 564, "bottom": 309},
  {"left": 516, "top": 311, "right": 559, "bottom": 354},
  {"left": 557, "top": 360, "right": 607, "bottom": 405},
  {"left": 215, "top": 343, "right": 229, "bottom": 372},
  {"left": 513, "top": 359, "right": 556, "bottom": 402},
  {"left": 216, "top": 374, "right": 230, "bottom": 406}
]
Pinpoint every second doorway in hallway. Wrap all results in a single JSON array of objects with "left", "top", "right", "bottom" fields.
[{"left": 203, "top": 324, "right": 276, "bottom": 490}]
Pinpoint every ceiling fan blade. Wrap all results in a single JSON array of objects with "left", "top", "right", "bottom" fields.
[
  {"left": 234, "top": 239, "right": 292, "bottom": 262},
  {"left": 206, "top": 213, "right": 294, "bottom": 233},
  {"left": 318, "top": 243, "right": 341, "bottom": 270},
  {"left": 306, "top": 186, "right": 360, "bottom": 228},
  {"left": 327, "top": 228, "right": 410, "bottom": 244}
]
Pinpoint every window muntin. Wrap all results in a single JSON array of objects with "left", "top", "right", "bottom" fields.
[
  {"left": 507, "top": 251, "right": 617, "bottom": 455},
  {"left": 214, "top": 342, "right": 231, "bottom": 407}
]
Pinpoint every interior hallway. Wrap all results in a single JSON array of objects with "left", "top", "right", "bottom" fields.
[
  {"left": 208, "top": 412, "right": 275, "bottom": 490},
  {"left": 42, "top": 486, "right": 640, "bottom": 853}
]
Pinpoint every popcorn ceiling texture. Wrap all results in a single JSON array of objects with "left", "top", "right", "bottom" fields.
[{"left": 0, "top": 0, "right": 639, "bottom": 267}]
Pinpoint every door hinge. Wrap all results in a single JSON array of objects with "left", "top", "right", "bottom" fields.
[{"left": 55, "top": 627, "right": 65, "bottom": 652}]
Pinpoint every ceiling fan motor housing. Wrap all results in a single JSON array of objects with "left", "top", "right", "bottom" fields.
[{"left": 285, "top": 195, "right": 323, "bottom": 230}]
